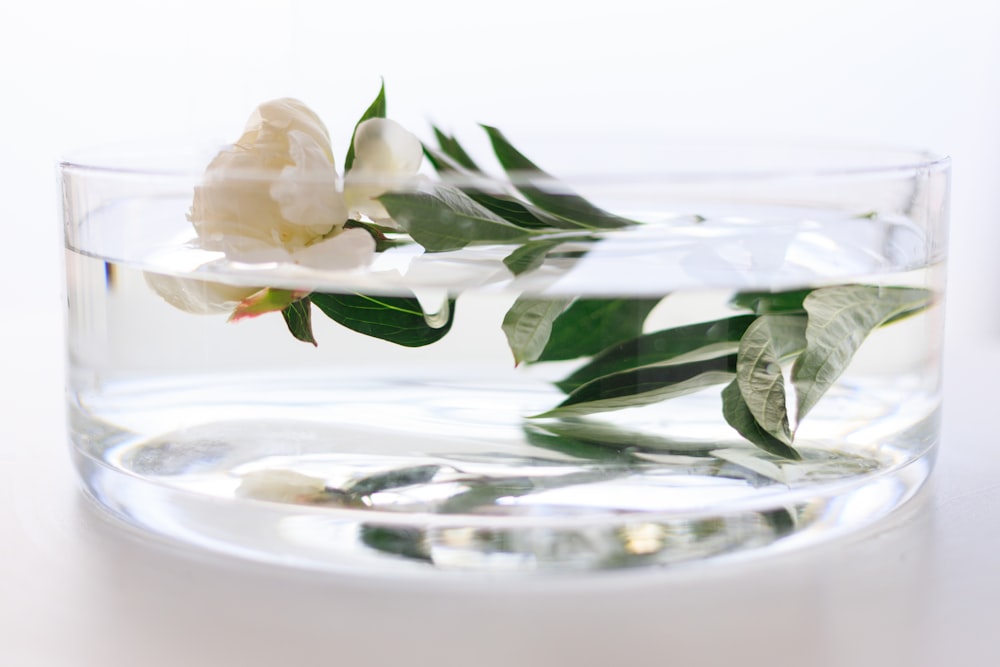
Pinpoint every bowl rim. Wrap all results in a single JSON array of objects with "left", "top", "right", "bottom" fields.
[{"left": 59, "top": 137, "right": 951, "bottom": 185}]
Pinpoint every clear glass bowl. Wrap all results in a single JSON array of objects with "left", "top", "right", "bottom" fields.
[{"left": 61, "top": 136, "right": 950, "bottom": 573}]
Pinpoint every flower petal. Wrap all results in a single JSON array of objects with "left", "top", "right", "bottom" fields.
[
  {"left": 143, "top": 272, "right": 259, "bottom": 315},
  {"left": 290, "top": 227, "right": 377, "bottom": 270},
  {"left": 236, "top": 469, "right": 330, "bottom": 504},
  {"left": 270, "top": 129, "right": 347, "bottom": 231},
  {"left": 242, "top": 98, "right": 334, "bottom": 163},
  {"left": 190, "top": 100, "right": 347, "bottom": 256},
  {"left": 350, "top": 118, "right": 423, "bottom": 173},
  {"left": 345, "top": 118, "right": 423, "bottom": 221}
]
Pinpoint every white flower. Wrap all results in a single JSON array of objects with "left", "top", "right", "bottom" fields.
[
  {"left": 147, "top": 99, "right": 423, "bottom": 315},
  {"left": 344, "top": 117, "right": 424, "bottom": 222},
  {"left": 189, "top": 98, "right": 349, "bottom": 259}
]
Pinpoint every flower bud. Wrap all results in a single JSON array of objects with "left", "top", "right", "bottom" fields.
[{"left": 344, "top": 117, "right": 423, "bottom": 222}]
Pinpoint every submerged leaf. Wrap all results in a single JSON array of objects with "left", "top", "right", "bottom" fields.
[
  {"left": 735, "top": 314, "right": 808, "bottom": 444},
  {"left": 502, "top": 239, "right": 567, "bottom": 275},
  {"left": 522, "top": 424, "right": 642, "bottom": 462},
  {"left": 344, "top": 465, "right": 443, "bottom": 497},
  {"left": 311, "top": 292, "right": 455, "bottom": 348},
  {"left": 436, "top": 478, "right": 540, "bottom": 514},
  {"left": 792, "top": 285, "right": 932, "bottom": 421},
  {"left": 281, "top": 297, "right": 316, "bottom": 346},
  {"left": 729, "top": 288, "right": 813, "bottom": 315},
  {"left": 529, "top": 420, "right": 722, "bottom": 456},
  {"left": 538, "top": 356, "right": 737, "bottom": 417},
  {"left": 537, "top": 298, "right": 662, "bottom": 362},
  {"left": 720, "top": 380, "right": 801, "bottom": 460},
  {"left": 360, "top": 525, "right": 431, "bottom": 562},
  {"left": 557, "top": 315, "right": 755, "bottom": 393},
  {"left": 502, "top": 297, "right": 573, "bottom": 365},
  {"left": 437, "top": 470, "right": 630, "bottom": 514},
  {"left": 711, "top": 446, "right": 791, "bottom": 483}
]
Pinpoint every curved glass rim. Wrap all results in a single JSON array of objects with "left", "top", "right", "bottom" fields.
[{"left": 59, "top": 138, "right": 951, "bottom": 186}]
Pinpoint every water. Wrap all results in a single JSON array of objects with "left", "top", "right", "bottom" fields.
[{"left": 64, "top": 205, "right": 945, "bottom": 572}]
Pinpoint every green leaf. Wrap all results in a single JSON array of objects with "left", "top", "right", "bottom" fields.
[
  {"left": 344, "top": 80, "right": 387, "bottom": 173},
  {"left": 503, "top": 235, "right": 595, "bottom": 276},
  {"left": 522, "top": 424, "right": 642, "bottom": 462},
  {"left": 344, "top": 465, "right": 443, "bottom": 497},
  {"left": 502, "top": 239, "right": 566, "bottom": 275},
  {"left": 735, "top": 314, "right": 808, "bottom": 445},
  {"left": 310, "top": 292, "right": 455, "bottom": 348},
  {"left": 729, "top": 288, "right": 813, "bottom": 315},
  {"left": 437, "top": 471, "right": 628, "bottom": 515},
  {"left": 537, "top": 298, "right": 662, "bottom": 363},
  {"left": 711, "top": 446, "right": 791, "bottom": 482},
  {"left": 423, "top": 146, "right": 574, "bottom": 230},
  {"left": 281, "top": 297, "right": 316, "bottom": 346},
  {"left": 432, "top": 126, "right": 481, "bottom": 171},
  {"left": 343, "top": 219, "right": 406, "bottom": 253},
  {"left": 720, "top": 381, "right": 801, "bottom": 459},
  {"left": 762, "top": 507, "right": 797, "bottom": 536},
  {"left": 792, "top": 285, "right": 932, "bottom": 421},
  {"left": 379, "top": 185, "right": 536, "bottom": 252},
  {"left": 501, "top": 297, "right": 573, "bottom": 365},
  {"left": 436, "top": 478, "right": 540, "bottom": 515},
  {"left": 359, "top": 525, "right": 431, "bottom": 562},
  {"left": 481, "top": 125, "right": 635, "bottom": 230},
  {"left": 469, "top": 192, "right": 573, "bottom": 229},
  {"left": 556, "top": 315, "right": 756, "bottom": 393},
  {"left": 537, "top": 356, "right": 737, "bottom": 418},
  {"left": 528, "top": 420, "right": 722, "bottom": 456}
]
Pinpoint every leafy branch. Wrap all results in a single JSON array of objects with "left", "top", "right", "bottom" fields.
[
  {"left": 531, "top": 285, "right": 933, "bottom": 458},
  {"left": 233, "top": 82, "right": 937, "bottom": 461}
]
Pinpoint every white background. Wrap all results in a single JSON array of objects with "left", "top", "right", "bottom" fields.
[
  {"left": 3, "top": 0, "right": 1000, "bottom": 340},
  {"left": 1, "top": 1, "right": 1000, "bottom": 665}
]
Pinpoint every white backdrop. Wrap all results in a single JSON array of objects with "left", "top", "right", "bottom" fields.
[{"left": 2, "top": 0, "right": 998, "bottom": 345}]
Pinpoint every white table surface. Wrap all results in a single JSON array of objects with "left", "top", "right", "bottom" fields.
[{"left": 1, "top": 314, "right": 997, "bottom": 667}]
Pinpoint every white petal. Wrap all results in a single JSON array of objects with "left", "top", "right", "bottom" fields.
[
  {"left": 351, "top": 118, "right": 423, "bottom": 173},
  {"left": 236, "top": 469, "right": 329, "bottom": 503},
  {"left": 290, "top": 228, "right": 376, "bottom": 270},
  {"left": 192, "top": 100, "right": 347, "bottom": 256},
  {"left": 343, "top": 168, "right": 396, "bottom": 221},
  {"left": 345, "top": 118, "right": 423, "bottom": 221},
  {"left": 143, "top": 272, "right": 259, "bottom": 314},
  {"left": 243, "top": 98, "right": 333, "bottom": 163},
  {"left": 270, "top": 129, "right": 347, "bottom": 231}
]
